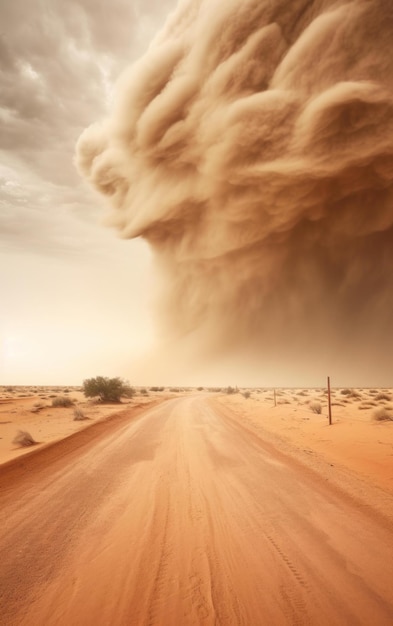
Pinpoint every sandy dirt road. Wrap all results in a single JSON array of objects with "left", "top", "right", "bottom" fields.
[{"left": 1, "top": 395, "right": 393, "bottom": 626}]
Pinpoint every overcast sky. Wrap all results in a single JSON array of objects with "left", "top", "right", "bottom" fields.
[{"left": 0, "top": 0, "right": 177, "bottom": 385}]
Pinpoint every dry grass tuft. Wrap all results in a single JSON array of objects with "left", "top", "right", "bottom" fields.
[
  {"left": 73, "top": 407, "right": 88, "bottom": 421},
  {"left": 373, "top": 407, "right": 393, "bottom": 422},
  {"left": 374, "top": 392, "right": 392, "bottom": 402},
  {"left": 52, "top": 396, "right": 74, "bottom": 408},
  {"left": 310, "top": 401, "right": 322, "bottom": 414},
  {"left": 13, "top": 430, "right": 38, "bottom": 447}
]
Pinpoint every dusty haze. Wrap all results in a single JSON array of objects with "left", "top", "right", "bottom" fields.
[{"left": 76, "top": 0, "right": 393, "bottom": 385}]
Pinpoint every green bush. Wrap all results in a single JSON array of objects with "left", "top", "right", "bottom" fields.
[{"left": 83, "top": 377, "right": 134, "bottom": 403}]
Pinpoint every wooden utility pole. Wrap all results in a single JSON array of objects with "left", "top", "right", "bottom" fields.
[{"left": 327, "top": 376, "right": 332, "bottom": 425}]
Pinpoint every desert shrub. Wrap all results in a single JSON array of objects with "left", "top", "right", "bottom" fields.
[
  {"left": 226, "top": 386, "right": 236, "bottom": 394},
  {"left": 52, "top": 395, "right": 74, "bottom": 407},
  {"left": 31, "top": 402, "right": 45, "bottom": 413},
  {"left": 243, "top": 391, "right": 251, "bottom": 399},
  {"left": 197, "top": 387, "right": 204, "bottom": 391},
  {"left": 373, "top": 407, "right": 393, "bottom": 422},
  {"left": 169, "top": 387, "right": 180, "bottom": 392},
  {"left": 310, "top": 402, "right": 322, "bottom": 414},
  {"left": 150, "top": 386, "right": 160, "bottom": 392},
  {"left": 83, "top": 377, "right": 134, "bottom": 403},
  {"left": 73, "top": 407, "right": 87, "bottom": 421},
  {"left": 374, "top": 392, "right": 392, "bottom": 401},
  {"left": 13, "top": 430, "right": 37, "bottom": 447},
  {"left": 341, "top": 388, "right": 351, "bottom": 395}
]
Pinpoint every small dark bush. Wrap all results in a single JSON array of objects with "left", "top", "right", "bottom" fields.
[
  {"left": 310, "top": 402, "right": 322, "bottom": 414},
  {"left": 243, "top": 391, "right": 251, "bottom": 399}
]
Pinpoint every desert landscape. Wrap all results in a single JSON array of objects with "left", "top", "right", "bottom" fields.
[
  {"left": 1, "top": 385, "right": 393, "bottom": 624},
  {"left": 2, "top": 0, "right": 393, "bottom": 623}
]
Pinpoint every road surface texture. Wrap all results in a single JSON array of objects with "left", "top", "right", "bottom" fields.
[{"left": 1, "top": 396, "right": 393, "bottom": 625}]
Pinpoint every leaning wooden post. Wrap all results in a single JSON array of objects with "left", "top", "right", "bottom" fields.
[
  {"left": 327, "top": 376, "right": 332, "bottom": 425},
  {"left": 274, "top": 388, "right": 277, "bottom": 407}
]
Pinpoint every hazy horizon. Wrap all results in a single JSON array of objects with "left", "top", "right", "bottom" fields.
[{"left": 2, "top": 0, "right": 393, "bottom": 388}]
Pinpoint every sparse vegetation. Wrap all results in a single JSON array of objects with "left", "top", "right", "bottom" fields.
[
  {"left": 226, "top": 386, "right": 236, "bottom": 394},
  {"left": 310, "top": 402, "right": 322, "bottom": 414},
  {"left": 83, "top": 377, "right": 134, "bottom": 403},
  {"left": 374, "top": 392, "right": 392, "bottom": 402},
  {"left": 52, "top": 395, "right": 74, "bottom": 408},
  {"left": 73, "top": 407, "right": 88, "bottom": 421},
  {"left": 243, "top": 391, "right": 251, "bottom": 399},
  {"left": 340, "top": 388, "right": 361, "bottom": 399},
  {"left": 31, "top": 402, "right": 46, "bottom": 413},
  {"left": 13, "top": 430, "right": 37, "bottom": 447},
  {"left": 373, "top": 407, "right": 393, "bottom": 422}
]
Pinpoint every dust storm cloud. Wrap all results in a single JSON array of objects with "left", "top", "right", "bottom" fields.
[{"left": 76, "top": 0, "right": 393, "bottom": 384}]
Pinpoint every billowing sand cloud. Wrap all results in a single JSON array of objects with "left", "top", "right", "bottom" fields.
[{"left": 76, "top": 0, "right": 393, "bottom": 380}]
